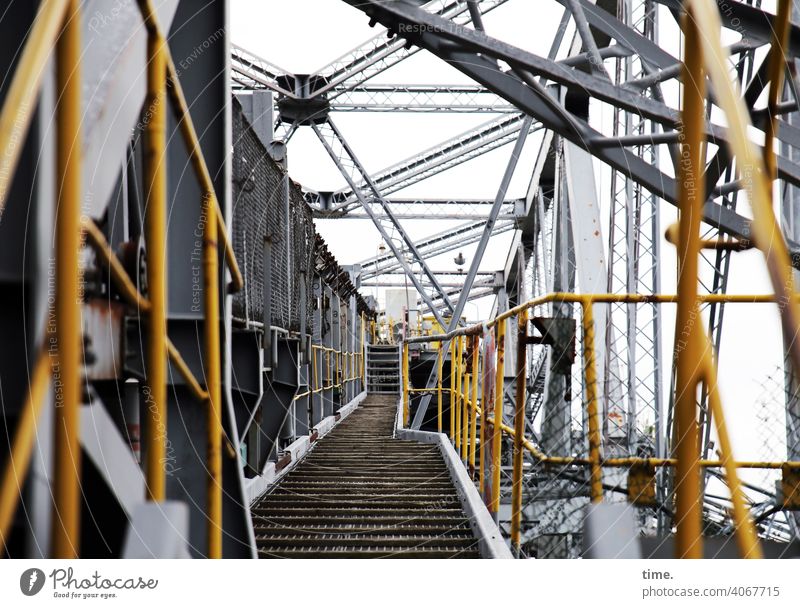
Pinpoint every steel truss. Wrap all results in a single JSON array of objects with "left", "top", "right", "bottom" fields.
[{"left": 228, "top": 0, "right": 800, "bottom": 555}]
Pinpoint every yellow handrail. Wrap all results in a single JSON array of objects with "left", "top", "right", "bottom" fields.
[
  {"left": 0, "top": 0, "right": 70, "bottom": 215},
  {"left": 0, "top": 351, "right": 51, "bottom": 554},
  {"left": 51, "top": 0, "right": 82, "bottom": 558}
]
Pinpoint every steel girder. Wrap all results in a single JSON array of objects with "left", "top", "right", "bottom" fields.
[
  {"left": 328, "top": 84, "right": 516, "bottom": 113},
  {"left": 306, "top": 114, "right": 542, "bottom": 214},
  {"left": 312, "top": 118, "right": 459, "bottom": 325},
  {"left": 333, "top": 198, "right": 522, "bottom": 220},
  {"left": 306, "top": 0, "right": 510, "bottom": 97},
  {"left": 230, "top": 1, "right": 510, "bottom": 99},
  {"left": 359, "top": 218, "right": 516, "bottom": 279},
  {"left": 338, "top": 0, "right": 800, "bottom": 258}
]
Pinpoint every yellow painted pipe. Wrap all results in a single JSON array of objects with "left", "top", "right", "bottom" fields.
[
  {"left": 685, "top": 0, "right": 800, "bottom": 386},
  {"left": 82, "top": 219, "right": 208, "bottom": 402},
  {"left": 142, "top": 33, "right": 168, "bottom": 504},
  {"left": 490, "top": 320, "right": 506, "bottom": 514},
  {"left": 580, "top": 302, "right": 602, "bottom": 504},
  {"left": 462, "top": 372, "right": 470, "bottom": 462},
  {"left": 449, "top": 340, "right": 456, "bottom": 442},
  {"left": 82, "top": 220, "right": 150, "bottom": 312},
  {"left": 203, "top": 170, "right": 223, "bottom": 559},
  {"left": 469, "top": 335, "right": 479, "bottom": 471},
  {"left": 0, "top": 0, "right": 70, "bottom": 214},
  {"left": 763, "top": 0, "right": 792, "bottom": 182},
  {"left": 436, "top": 347, "right": 443, "bottom": 434},
  {"left": 511, "top": 309, "right": 527, "bottom": 550},
  {"left": 479, "top": 336, "right": 487, "bottom": 495},
  {"left": 455, "top": 336, "right": 463, "bottom": 453},
  {"left": 673, "top": 10, "right": 705, "bottom": 558},
  {"left": 0, "top": 351, "right": 50, "bottom": 554},
  {"left": 51, "top": 0, "right": 82, "bottom": 559},
  {"left": 698, "top": 329, "right": 762, "bottom": 559}
]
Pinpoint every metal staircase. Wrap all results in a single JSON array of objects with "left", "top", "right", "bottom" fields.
[
  {"left": 252, "top": 395, "right": 481, "bottom": 558},
  {"left": 366, "top": 344, "right": 401, "bottom": 394}
]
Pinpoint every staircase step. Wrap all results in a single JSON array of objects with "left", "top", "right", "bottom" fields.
[{"left": 252, "top": 395, "right": 481, "bottom": 559}]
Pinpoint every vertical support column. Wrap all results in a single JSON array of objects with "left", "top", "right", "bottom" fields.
[
  {"left": 490, "top": 319, "right": 506, "bottom": 516},
  {"left": 449, "top": 340, "right": 456, "bottom": 442},
  {"left": 312, "top": 277, "right": 323, "bottom": 425},
  {"left": 455, "top": 336, "right": 463, "bottom": 453},
  {"left": 262, "top": 236, "right": 273, "bottom": 363},
  {"left": 52, "top": 0, "right": 82, "bottom": 558},
  {"left": 511, "top": 309, "right": 527, "bottom": 552},
  {"left": 437, "top": 347, "right": 444, "bottom": 434},
  {"left": 462, "top": 371, "right": 470, "bottom": 462},
  {"left": 323, "top": 286, "right": 333, "bottom": 417},
  {"left": 674, "top": 11, "right": 705, "bottom": 558},
  {"left": 582, "top": 301, "right": 603, "bottom": 503},
  {"left": 402, "top": 341, "right": 409, "bottom": 427},
  {"left": 204, "top": 192, "right": 222, "bottom": 560},
  {"left": 142, "top": 29, "right": 167, "bottom": 505},
  {"left": 469, "top": 335, "right": 479, "bottom": 472}
]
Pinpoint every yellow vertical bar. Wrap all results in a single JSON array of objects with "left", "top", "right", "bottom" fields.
[
  {"left": 469, "top": 335, "right": 479, "bottom": 471},
  {"left": 455, "top": 336, "right": 462, "bottom": 452},
  {"left": 462, "top": 372, "right": 470, "bottom": 462},
  {"left": 312, "top": 346, "right": 318, "bottom": 393},
  {"left": 511, "top": 310, "right": 528, "bottom": 551},
  {"left": 360, "top": 312, "right": 365, "bottom": 385},
  {"left": 581, "top": 301, "right": 602, "bottom": 503},
  {"left": 0, "top": 353, "right": 50, "bottom": 550},
  {"left": 142, "top": 29, "right": 168, "bottom": 505},
  {"left": 763, "top": 0, "right": 792, "bottom": 182},
  {"left": 402, "top": 341, "right": 409, "bottom": 427},
  {"left": 436, "top": 347, "right": 443, "bottom": 434},
  {"left": 204, "top": 194, "right": 222, "bottom": 559},
  {"left": 674, "top": 11, "right": 705, "bottom": 559},
  {"left": 52, "top": 0, "right": 82, "bottom": 558},
  {"left": 491, "top": 320, "right": 506, "bottom": 514},
  {"left": 479, "top": 333, "right": 487, "bottom": 494},
  {"left": 449, "top": 340, "right": 456, "bottom": 442},
  {"left": 698, "top": 331, "right": 762, "bottom": 559}
]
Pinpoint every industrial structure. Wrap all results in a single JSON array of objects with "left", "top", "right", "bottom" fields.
[{"left": 1, "top": 0, "right": 800, "bottom": 559}]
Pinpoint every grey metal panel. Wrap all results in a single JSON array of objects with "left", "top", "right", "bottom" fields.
[{"left": 81, "top": 0, "right": 179, "bottom": 218}]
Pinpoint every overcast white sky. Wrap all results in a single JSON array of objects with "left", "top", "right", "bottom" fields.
[{"left": 230, "top": 0, "right": 790, "bottom": 471}]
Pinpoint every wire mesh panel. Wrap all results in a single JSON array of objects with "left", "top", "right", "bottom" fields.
[{"left": 231, "top": 99, "right": 314, "bottom": 331}]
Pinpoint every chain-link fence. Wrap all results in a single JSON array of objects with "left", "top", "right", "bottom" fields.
[{"left": 231, "top": 99, "right": 314, "bottom": 332}]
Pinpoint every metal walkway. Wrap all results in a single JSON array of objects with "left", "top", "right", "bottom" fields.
[{"left": 252, "top": 395, "right": 481, "bottom": 558}]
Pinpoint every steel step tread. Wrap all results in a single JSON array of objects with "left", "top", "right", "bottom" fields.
[
  {"left": 254, "top": 523, "right": 472, "bottom": 535},
  {"left": 253, "top": 395, "right": 481, "bottom": 559},
  {"left": 257, "top": 546, "right": 479, "bottom": 559},
  {"left": 256, "top": 534, "right": 477, "bottom": 548}
]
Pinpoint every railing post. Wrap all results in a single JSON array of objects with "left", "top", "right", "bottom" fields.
[
  {"left": 455, "top": 336, "right": 463, "bottom": 453},
  {"left": 511, "top": 310, "right": 528, "bottom": 552},
  {"left": 469, "top": 334, "right": 479, "bottom": 473},
  {"left": 436, "top": 346, "right": 444, "bottom": 434},
  {"left": 491, "top": 319, "right": 506, "bottom": 515},
  {"left": 449, "top": 340, "right": 456, "bottom": 442},
  {"left": 581, "top": 301, "right": 603, "bottom": 504},
  {"left": 402, "top": 341, "right": 409, "bottom": 427},
  {"left": 479, "top": 330, "right": 488, "bottom": 495},
  {"left": 51, "top": 0, "right": 82, "bottom": 558},
  {"left": 673, "top": 9, "right": 705, "bottom": 559},
  {"left": 142, "top": 20, "right": 168, "bottom": 505},
  {"left": 204, "top": 188, "right": 223, "bottom": 559},
  {"left": 462, "top": 371, "right": 470, "bottom": 462}
]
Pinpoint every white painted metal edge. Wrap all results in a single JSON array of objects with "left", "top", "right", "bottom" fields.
[{"left": 395, "top": 400, "right": 512, "bottom": 558}]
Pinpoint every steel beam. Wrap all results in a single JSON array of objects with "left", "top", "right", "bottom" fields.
[{"left": 312, "top": 119, "right": 454, "bottom": 326}]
